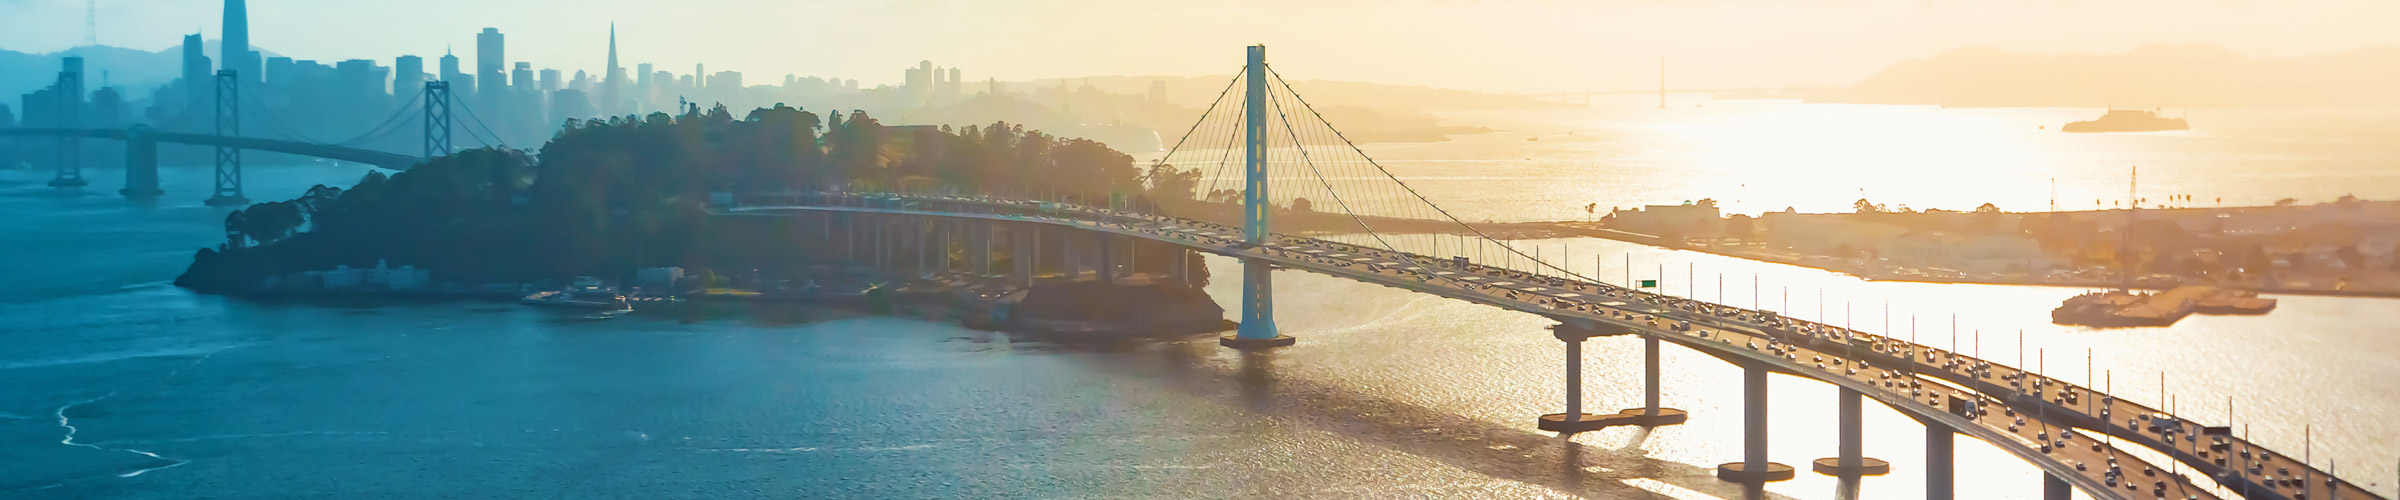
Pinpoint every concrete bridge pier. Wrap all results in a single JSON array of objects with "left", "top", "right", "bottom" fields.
[
  {"left": 1061, "top": 231, "right": 1084, "bottom": 281},
  {"left": 912, "top": 219, "right": 929, "bottom": 278},
  {"left": 119, "top": 127, "right": 163, "bottom": 198},
  {"left": 1812, "top": 388, "right": 1892, "bottom": 476},
  {"left": 845, "top": 214, "right": 859, "bottom": 266},
  {"left": 972, "top": 224, "right": 994, "bottom": 276},
  {"left": 1168, "top": 247, "right": 1191, "bottom": 286},
  {"left": 1537, "top": 326, "right": 1605, "bottom": 433},
  {"left": 1925, "top": 423, "right": 1955, "bottom": 500},
  {"left": 2043, "top": 472, "right": 2070, "bottom": 500},
  {"left": 1098, "top": 234, "right": 1117, "bottom": 283},
  {"left": 1540, "top": 327, "right": 1685, "bottom": 433},
  {"left": 1717, "top": 361, "right": 1795, "bottom": 483},
  {"left": 1010, "top": 226, "right": 1035, "bottom": 288},
  {"left": 1612, "top": 334, "right": 1689, "bottom": 426},
  {"left": 938, "top": 221, "right": 953, "bottom": 275}
]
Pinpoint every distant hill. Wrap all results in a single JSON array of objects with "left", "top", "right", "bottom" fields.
[
  {"left": 1811, "top": 43, "right": 2400, "bottom": 108},
  {"left": 0, "top": 41, "right": 280, "bottom": 104},
  {"left": 1009, "top": 75, "right": 1558, "bottom": 111}
]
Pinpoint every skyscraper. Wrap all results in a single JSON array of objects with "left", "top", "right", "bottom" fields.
[
  {"left": 181, "top": 33, "right": 212, "bottom": 100},
  {"left": 513, "top": 62, "right": 535, "bottom": 94},
  {"left": 475, "top": 28, "right": 506, "bottom": 97},
  {"left": 439, "top": 50, "right": 467, "bottom": 99},
  {"left": 220, "top": 0, "right": 255, "bottom": 82},
  {"left": 603, "top": 24, "right": 622, "bottom": 116},
  {"left": 334, "top": 59, "right": 383, "bottom": 98},
  {"left": 947, "top": 67, "right": 962, "bottom": 103},
  {"left": 393, "top": 55, "right": 424, "bottom": 94}
]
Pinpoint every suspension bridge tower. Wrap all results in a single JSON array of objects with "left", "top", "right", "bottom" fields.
[
  {"left": 205, "top": 70, "right": 248, "bottom": 207},
  {"left": 423, "top": 81, "right": 452, "bottom": 158},
  {"left": 47, "top": 69, "right": 88, "bottom": 188},
  {"left": 1221, "top": 44, "right": 1293, "bottom": 349}
]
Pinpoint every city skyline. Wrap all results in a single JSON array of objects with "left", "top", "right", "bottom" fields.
[{"left": 8, "top": 0, "right": 2400, "bottom": 94}]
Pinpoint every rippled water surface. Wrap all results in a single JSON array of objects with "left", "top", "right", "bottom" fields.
[{"left": 5, "top": 102, "right": 2398, "bottom": 499}]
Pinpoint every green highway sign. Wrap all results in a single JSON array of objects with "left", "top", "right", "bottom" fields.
[{"left": 1639, "top": 280, "right": 1659, "bottom": 288}]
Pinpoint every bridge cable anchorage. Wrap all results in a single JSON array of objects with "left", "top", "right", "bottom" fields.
[{"left": 1267, "top": 66, "right": 1600, "bottom": 283}]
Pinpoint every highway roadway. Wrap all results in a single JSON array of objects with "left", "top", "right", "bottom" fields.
[{"left": 732, "top": 194, "right": 2381, "bottom": 500}]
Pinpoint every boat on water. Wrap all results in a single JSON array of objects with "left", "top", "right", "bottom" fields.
[
  {"left": 2061, "top": 109, "right": 2188, "bottom": 133},
  {"left": 520, "top": 276, "right": 632, "bottom": 311},
  {"left": 520, "top": 289, "right": 633, "bottom": 311}
]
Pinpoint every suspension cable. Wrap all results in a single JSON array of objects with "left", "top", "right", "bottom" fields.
[{"left": 1267, "top": 66, "right": 1601, "bottom": 284}]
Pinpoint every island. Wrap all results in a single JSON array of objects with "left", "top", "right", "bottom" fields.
[{"left": 174, "top": 104, "right": 1230, "bottom": 336}]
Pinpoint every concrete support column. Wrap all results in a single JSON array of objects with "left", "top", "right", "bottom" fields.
[
  {"left": 1927, "top": 423, "right": 1955, "bottom": 500},
  {"left": 1537, "top": 328, "right": 1603, "bottom": 433},
  {"left": 1607, "top": 334, "right": 1688, "bottom": 426},
  {"left": 1168, "top": 247, "right": 1191, "bottom": 285},
  {"left": 1567, "top": 338, "right": 1583, "bottom": 417},
  {"left": 1813, "top": 388, "right": 1890, "bottom": 476},
  {"left": 1718, "top": 362, "right": 1793, "bottom": 482},
  {"left": 1011, "top": 227, "right": 1034, "bottom": 288},
  {"left": 1645, "top": 336, "right": 1660, "bottom": 412},
  {"left": 973, "top": 224, "right": 994, "bottom": 276},
  {"left": 2043, "top": 472, "right": 2070, "bottom": 500},
  {"left": 1099, "top": 234, "right": 1117, "bottom": 283},
  {"left": 120, "top": 128, "right": 162, "bottom": 197},
  {"left": 913, "top": 219, "right": 928, "bottom": 278},
  {"left": 1062, "top": 231, "right": 1083, "bottom": 280}
]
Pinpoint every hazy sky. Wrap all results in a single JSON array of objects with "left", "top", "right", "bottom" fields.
[{"left": 3, "top": 0, "right": 2397, "bottom": 93}]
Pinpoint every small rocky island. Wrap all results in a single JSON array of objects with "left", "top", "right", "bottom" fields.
[{"left": 176, "top": 104, "right": 1231, "bottom": 336}]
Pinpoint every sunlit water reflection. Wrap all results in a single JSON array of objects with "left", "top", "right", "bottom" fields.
[{"left": 4, "top": 100, "right": 2397, "bottom": 499}]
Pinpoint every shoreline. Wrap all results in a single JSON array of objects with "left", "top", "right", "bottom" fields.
[
  {"left": 1526, "top": 222, "right": 2400, "bottom": 300},
  {"left": 204, "top": 274, "right": 1240, "bottom": 337}
]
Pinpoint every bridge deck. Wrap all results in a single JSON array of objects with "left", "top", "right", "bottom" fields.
[
  {"left": 0, "top": 128, "right": 421, "bottom": 170},
  {"left": 730, "top": 194, "right": 2380, "bottom": 500}
]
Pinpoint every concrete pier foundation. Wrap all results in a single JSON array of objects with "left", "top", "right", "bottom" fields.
[
  {"left": 1717, "top": 362, "right": 1794, "bottom": 483},
  {"left": 1610, "top": 334, "right": 1689, "bottom": 426},
  {"left": 1537, "top": 327, "right": 1606, "bottom": 433},
  {"left": 1812, "top": 388, "right": 1892, "bottom": 476},
  {"left": 119, "top": 128, "right": 162, "bottom": 197}
]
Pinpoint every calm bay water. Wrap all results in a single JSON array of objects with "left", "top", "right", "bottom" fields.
[{"left": 4, "top": 102, "right": 2397, "bottom": 499}]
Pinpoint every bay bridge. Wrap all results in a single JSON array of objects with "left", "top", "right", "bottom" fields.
[
  {"left": 6, "top": 70, "right": 498, "bottom": 204},
  {"left": 727, "top": 46, "right": 2383, "bottom": 500}
]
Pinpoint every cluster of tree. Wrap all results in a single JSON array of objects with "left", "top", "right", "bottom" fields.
[{"left": 178, "top": 104, "right": 1161, "bottom": 292}]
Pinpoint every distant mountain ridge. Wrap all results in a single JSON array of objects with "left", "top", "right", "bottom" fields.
[
  {"left": 0, "top": 41, "right": 281, "bottom": 108},
  {"left": 1811, "top": 43, "right": 2400, "bottom": 108}
]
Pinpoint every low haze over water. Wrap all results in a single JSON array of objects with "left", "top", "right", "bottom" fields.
[{"left": 4, "top": 102, "right": 2398, "bottom": 498}]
